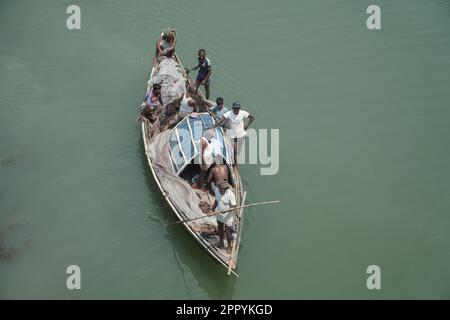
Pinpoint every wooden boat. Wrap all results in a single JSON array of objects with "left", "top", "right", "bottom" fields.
[{"left": 140, "top": 51, "right": 246, "bottom": 276}]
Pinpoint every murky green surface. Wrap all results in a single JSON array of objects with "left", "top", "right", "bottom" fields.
[{"left": 1, "top": 0, "right": 450, "bottom": 299}]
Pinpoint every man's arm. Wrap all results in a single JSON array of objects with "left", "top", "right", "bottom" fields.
[
  {"left": 203, "top": 100, "right": 213, "bottom": 108},
  {"left": 212, "top": 116, "right": 228, "bottom": 129},
  {"left": 203, "top": 100, "right": 217, "bottom": 117},
  {"left": 165, "top": 33, "right": 177, "bottom": 54},
  {"left": 206, "top": 168, "right": 214, "bottom": 184},
  {"left": 188, "top": 61, "right": 200, "bottom": 72},
  {"left": 210, "top": 200, "right": 218, "bottom": 213},
  {"left": 188, "top": 98, "right": 198, "bottom": 112},
  {"left": 155, "top": 36, "right": 164, "bottom": 56},
  {"left": 244, "top": 114, "right": 255, "bottom": 131},
  {"left": 171, "top": 31, "right": 177, "bottom": 50},
  {"left": 201, "top": 139, "right": 208, "bottom": 162}
]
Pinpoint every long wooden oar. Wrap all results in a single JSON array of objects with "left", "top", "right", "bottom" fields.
[
  {"left": 164, "top": 201, "right": 280, "bottom": 227},
  {"left": 228, "top": 166, "right": 241, "bottom": 275}
]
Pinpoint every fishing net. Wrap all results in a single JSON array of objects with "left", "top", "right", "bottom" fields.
[
  {"left": 147, "top": 57, "right": 186, "bottom": 110},
  {"left": 146, "top": 130, "right": 218, "bottom": 228}
]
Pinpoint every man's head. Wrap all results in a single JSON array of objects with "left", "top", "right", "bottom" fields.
[
  {"left": 144, "top": 103, "right": 156, "bottom": 111},
  {"left": 142, "top": 103, "right": 157, "bottom": 120},
  {"left": 217, "top": 179, "right": 230, "bottom": 194},
  {"left": 152, "top": 83, "right": 161, "bottom": 95},
  {"left": 203, "top": 129, "right": 215, "bottom": 143},
  {"left": 214, "top": 154, "right": 225, "bottom": 165},
  {"left": 216, "top": 97, "right": 224, "bottom": 109},
  {"left": 162, "top": 28, "right": 175, "bottom": 42},
  {"left": 232, "top": 101, "right": 241, "bottom": 115},
  {"left": 198, "top": 49, "right": 206, "bottom": 61}
]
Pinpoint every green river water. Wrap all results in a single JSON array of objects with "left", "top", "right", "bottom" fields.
[{"left": 1, "top": 0, "right": 450, "bottom": 299}]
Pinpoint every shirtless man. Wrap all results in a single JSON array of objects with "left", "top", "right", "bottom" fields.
[
  {"left": 155, "top": 28, "right": 177, "bottom": 59},
  {"left": 206, "top": 156, "right": 229, "bottom": 190},
  {"left": 139, "top": 103, "right": 160, "bottom": 138},
  {"left": 192, "top": 129, "right": 215, "bottom": 191}
]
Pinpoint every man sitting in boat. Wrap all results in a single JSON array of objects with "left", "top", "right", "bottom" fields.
[
  {"left": 206, "top": 154, "right": 230, "bottom": 190},
  {"left": 210, "top": 179, "right": 236, "bottom": 254},
  {"left": 155, "top": 28, "right": 177, "bottom": 60},
  {"left": 213, "top": 101, "right": 255, "bottom": 166},
  {"left": 139, "top": 103, "right": 160, "bottom": 137},
  {"left": 158, "top": 101, "right": 179, "bottom": 132},
  {"left": 145, "top": 83, "right": 163, "bottom": 108}
]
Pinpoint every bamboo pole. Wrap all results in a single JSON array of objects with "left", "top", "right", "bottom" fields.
[
  {"left": 164, "top": 201, "right": 280, "bottom": 227},
  {"left": 227, "top": 166, "right": 241, "bottom": 275}
]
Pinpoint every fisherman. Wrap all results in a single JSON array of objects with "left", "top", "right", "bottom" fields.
[
  {"left": 145, "top": 83, "right": 163, "bottom": 108},
  {"left": 139, "top": 103, "right": 160, "bottom": 138},
  {"left": 158, "top": 102, "right": 179, "bottom": 132},
  {"left": 193, "top": 129, "right": 215, "bottom": 191},
  {"left": 207, "top": 155, "right": 230, "bottom": 189},
  {"left": 178, "top": 84, "right": 198, "bottom": 119},
  {"left": 155, "top": 28, "right": 177, "bottom": 59},
  {"left": 213, "top": 101, "right": 255, "bottom": 166},
  {"left": 187, "top": 49, "right": 212, "bottom": 100},
  {"left": 210, "top": 179, "right": 236, "bottom": 254},
  {"left": 205, "top": 97, "right": 228, "bottom": 121}
]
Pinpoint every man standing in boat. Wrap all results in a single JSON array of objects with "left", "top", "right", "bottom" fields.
[
  {"left": 207, "top": 155, "right": 230, "bottom": 189},
  {"left": 187, "top": 49, "right": 212, "bottom": 100},
  {"left": 178, "top": 84, "right": 198, "bottom": 119},
  {"left": 210, "top": 179, "right": 236, "bottom": 254},
  {"left": 213, "top": 102, "right": 255, "bottom": 166},
  {"left": 193, "top": 129, "right": 215, "bottom": 191},
  {"left": 205, "top": 97, "right": 229, "bottom": 122}
]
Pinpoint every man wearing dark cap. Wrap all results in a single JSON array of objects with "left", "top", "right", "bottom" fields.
[
  {"left": 213, "top": 101, "right": 255, "bottom": 166},
  {"left": 210, "top": 179, "right": 236, "bottom": 254}
]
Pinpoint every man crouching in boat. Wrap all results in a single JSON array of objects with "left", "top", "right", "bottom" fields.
[
  {"left": 145, "top": 83, "right": 163, "bottom": 108},
  {"left": 139, "top": 103, "right": 160, "bottom": 138},
  {"left": 210, "top": 179, "right": 236, "bottom": 254},
  {"left": 155, "top": 28, "right": 177, "bottom": 61},
  {"left": 138, "top": 83, "right": 163, "bottom": 137}
]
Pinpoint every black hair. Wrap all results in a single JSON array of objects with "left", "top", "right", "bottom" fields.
[
  {"left": 216, "top": 97, "right": 224, "bottom": 104},
  {"left": 153, "top": 83, "right": 161, "bottom": 90},
  {"left": 198, "top": 48, "right": 206, "bottom": 55}
]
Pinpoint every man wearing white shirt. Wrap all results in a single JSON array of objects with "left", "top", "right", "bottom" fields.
[
  {"left": 213, "top": 101, "right": 255, "bottom": 166},
  {"left": 210, "top": 179, "right": 236, "bottom": 253}
]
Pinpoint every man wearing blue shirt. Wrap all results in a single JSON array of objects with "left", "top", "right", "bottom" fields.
[{"left": 207, "top": 97, "right": 228, "bottom": 119}]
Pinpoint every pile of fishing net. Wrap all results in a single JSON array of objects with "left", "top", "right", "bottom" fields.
[{"left": 147, "top": 57, "right": 186, "bottom": 109}]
